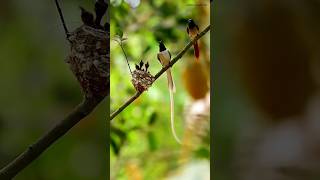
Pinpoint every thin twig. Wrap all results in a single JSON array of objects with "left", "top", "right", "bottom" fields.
[
  {"left": 55, "top": 0, "right": 69, "bottom": 38},
  {"left": 119, "top": 42, "right": 133, "bottom": 76},
  {"left": 0, "top": 97, "right": 104, "bottom": 179},
  {"left": 110, "top": 25, "right": 211, "bottom": 121},
  {"left": 113, "top": 38, "right": 133, "bottom": 76}
]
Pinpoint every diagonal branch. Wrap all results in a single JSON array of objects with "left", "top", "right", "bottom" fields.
[
  {"left": 0, "top": 97, "right": 104, "bottom": 179},
  {"left": 110, "top": 25, "right": 211, "bottom": 121}
]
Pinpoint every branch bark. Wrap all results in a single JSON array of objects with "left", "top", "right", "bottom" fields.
[
  {"left": 0, "top": 97, "right": 104, "bottom": 179},
  {"left": 110, "top": 25, "right": 211, "bottom": 121}
]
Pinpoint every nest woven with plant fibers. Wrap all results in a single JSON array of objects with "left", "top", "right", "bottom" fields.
[{"left": 66, "top": 25, "right": 109, "bottom": 98}]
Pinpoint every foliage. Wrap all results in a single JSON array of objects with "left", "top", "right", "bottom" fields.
[{"left": 110, "top": 0, "right": 210, "bottom": 179}]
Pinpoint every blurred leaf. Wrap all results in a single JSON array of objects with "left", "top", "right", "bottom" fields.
[
  {"left": 147, "top": 132, "right": 157, "bottom": 151},
  {"left": 194, "top": 147, "right": 210, "bottom": 159},
  {"left": 121, "top": 37, "right": 128, "bottom": 41},
  {"left": 111, "top": 0, "right": 123, "bottom": 6},
  {"left": 111, "top": 136, "right": 120, "bottom": 155},
  {"left": 148, "top": 112, "right": 157, "bottom": 126},
  {"left": 159, "top": 2, "right": 177, "bottom": 18},
  {"left": 116, "top": 28, "right": 123, "bottom": 39},
  {"left": 111, "top": 125, "right": 127, "bottom": 138}
]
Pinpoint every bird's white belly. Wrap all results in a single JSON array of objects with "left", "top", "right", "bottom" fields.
[{"left": 158, "top": 50, "right": 171, "bottom": 66}]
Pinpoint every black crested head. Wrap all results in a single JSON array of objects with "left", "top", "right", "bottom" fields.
[
  {"left": 187, "top": 19, "right": 197, "bottom": 28},
  {"left": 158, "top": 40, "right": 166, "bottom": 52},
  {"left": 139, "top": 60, "right": 144, "bottom": 69},
  {"left": 135, "top": 64, "right": 140, "bottom": 70},
  {"left": 95, "top": 0, "right": 108, "bottom": 26},
  {"left": 80, "top": 7, "right": 94, "bottom": 26},
  {"left": 95, "top": 0, "right": 108, "bottom": 13}
]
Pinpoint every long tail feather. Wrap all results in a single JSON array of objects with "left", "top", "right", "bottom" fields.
[
  {"left": 169, "top": 87, "right": 181, "bottom": 144},
  {"left": 194, "top": 41, "right": 200, "bottom": 61},
  {"left": 166, "top": 68, "right": 180, "bottom": 144},
  {"left": 166, "top": 69, "right": 176, "bottom": 93}
]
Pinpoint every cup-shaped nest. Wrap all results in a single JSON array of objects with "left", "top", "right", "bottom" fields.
[
  {"left": 66, "top": 25, "right": 109, "bottom": 99},
  {"left": 131, "top": 69, "right": 155, "bottom": 92}
]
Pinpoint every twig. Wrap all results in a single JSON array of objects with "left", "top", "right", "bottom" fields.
[
  {"left": 119, "top": 41, "right": 133, "bottom": 76},
  {"left": 110, "top": 25, "right": 211, "bottom": 121},
  {"left": 113, "top": 38, "right": 133, "bottom": 76},
  {"left": 0, "top": 97, "right": 104, "bottom": 179},
  {"left": 110, "top": 91, "right": 140, "bottom": 120},
  {"left": 54, "top": 0, "right": 69, "bottom": 37}
]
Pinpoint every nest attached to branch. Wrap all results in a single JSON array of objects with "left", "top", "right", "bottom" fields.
[
  {"left": 131, "top": 69, "right": 155, "bottom": 92},
  {"left": 66, "top": 25, "right": 109, "bottom": 99}
]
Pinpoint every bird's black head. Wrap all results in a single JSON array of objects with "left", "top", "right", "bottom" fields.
[
  {"left": 187, "top": 19, "right": 197, "bottom": 28},
  {"left": 95, "top": 0, "right": 108, "bottom": 16},
  {"left": 159, "top": 40, "right": 166, "bottom": 52},
  {"left": 80, "top": 6, "right": 94, "bottom": 26},
  {"left": 94, "top": 0, "right": 108, "bottom": 27},
  {"left": 80, "top": 6, "right": 85, "bottom": 13}
]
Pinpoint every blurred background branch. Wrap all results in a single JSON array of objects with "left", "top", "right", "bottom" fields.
[{"left": 0, "top": 97, "right": 104, "bottom": 179}]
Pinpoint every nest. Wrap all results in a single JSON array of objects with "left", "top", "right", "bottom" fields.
[
  {"left": 66, "top": 25, "right": 109, "bottom": 99},
  {"left": 131, "top": 69, "right": 155, "bottom": 92}
]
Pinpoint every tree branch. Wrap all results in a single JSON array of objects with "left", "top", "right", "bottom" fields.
[
  {"left": 0, "top": 97, "right": 104, "bottom": 179},
  {"left": 110, "top": 25, "right": 211, "bottom": 121}
]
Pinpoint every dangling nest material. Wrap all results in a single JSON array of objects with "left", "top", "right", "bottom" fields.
[
  {"left": 131, "top": 69, "right": 155, "bottom": 92},
  {"left": 66, "top": 25, "right": 109, "bottom": 99}
]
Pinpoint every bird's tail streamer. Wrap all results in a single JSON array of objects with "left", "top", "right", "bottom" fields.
[
  {"left": 167, "top": 69, "right": 181, "bottom": 144},
  {"left": 194, "top": 40, "right": 200, "bottom": 61},
  {"left": 169, "top": 88, "right": 181, "bottom": 144}
]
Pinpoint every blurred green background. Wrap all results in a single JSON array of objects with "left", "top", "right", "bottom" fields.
[
  {"left": 110, "top": 0, "right": 210, "bottom": 179},
  {"left": 0, "top": 0, "right": 108, "bottom": 179},
  {"left": 214, "top": 0, "right": 320, "bottom": 179}
]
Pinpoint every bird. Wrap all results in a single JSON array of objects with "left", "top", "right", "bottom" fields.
[
  {"left": 145, "top": 62, "right": 149, "bottom": 72},
  {"left": 80, "top": 7, "right": 94, "bottom": 27},
  {"left": 157, "top": 41, "right": 181, "bottom": 144},
  {"left": 187, "top": 19, "right": 200, "bottom": 61},
  {"left": 94, "top": 0, "right": 108, "bottom": 29}
]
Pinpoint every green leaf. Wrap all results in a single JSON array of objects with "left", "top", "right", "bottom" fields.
[
  {"left": 148, "top": 112, "right": 157, "bottom": 126},
  {"left": 116, "top": 28, "right": 123, "bottom": 39},
  {"left": 147, "top": 132, "right": 157, "bottom": 151},
  {"left": 194, "top": 147, "right": 210, "bottom": 159}
]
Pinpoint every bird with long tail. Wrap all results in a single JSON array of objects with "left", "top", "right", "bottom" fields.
[
  {"left": 187, "top": 19, "right": 200, "bottom": 61},
  {"left": 157, "top": 41, "right": 181, "bottom": 144}
]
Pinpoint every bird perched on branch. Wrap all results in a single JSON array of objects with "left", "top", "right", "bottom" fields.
[
  {"left": 157, "top": 41, "right": 175, "bottom": 92},
  {"left": 187, "top": 19, "right": 200, "bottom": 61},
  {"left": 157, "top": 41, "right": 181, "bottom": 144}
]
